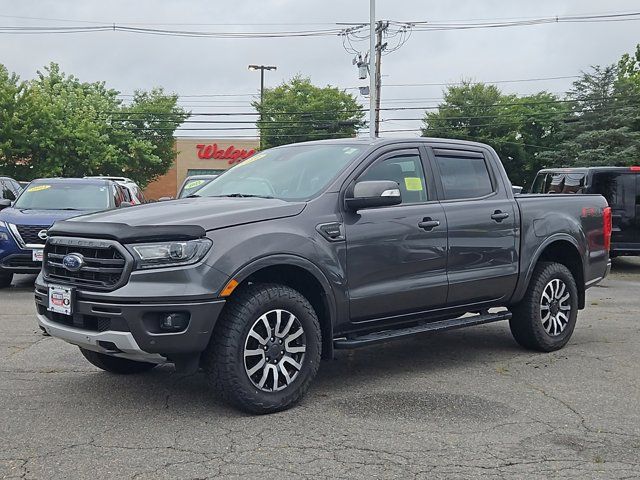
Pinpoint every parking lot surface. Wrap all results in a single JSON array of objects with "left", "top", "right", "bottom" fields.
[{"left": 1, "top": 262, "right": 639, "bottom": 480}]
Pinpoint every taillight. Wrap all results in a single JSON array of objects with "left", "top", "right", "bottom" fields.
[{"left": 603, "top": 206, "right": 612, "bottom": 251}]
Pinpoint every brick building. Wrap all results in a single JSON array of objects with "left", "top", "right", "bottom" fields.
[{"left": 144, "top": 137, "right": 259, "bottom": 200}]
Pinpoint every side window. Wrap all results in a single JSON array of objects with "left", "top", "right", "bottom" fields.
[
  {"left": 0, "top": 181, "right": 16, "bottom": 201},
  {"left": 531, "top": 173, "right": 549, "bottom": 194},
  {"left": 435, "top": 154, "right": 494, "bottom": 200},
  {"left": 359, "top": 152, "right": 428, "bottom": 204}
]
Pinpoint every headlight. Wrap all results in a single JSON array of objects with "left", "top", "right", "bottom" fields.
[
  {"left": 128, "top": 238, "right": 212, "bottom": 270},
  {"left": 0, "top": 221, "right": 8, "bottom": 241}
]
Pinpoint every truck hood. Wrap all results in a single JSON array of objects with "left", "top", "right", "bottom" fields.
[
  {"left": 0, "top": 207, "right": 90, "bottom": 226},
  {"left": 66, "top": 197, "right": 307, "bottom": 231}
]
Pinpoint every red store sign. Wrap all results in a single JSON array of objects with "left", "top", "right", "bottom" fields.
[{"left": 196, "top": 143, "right": 256, "bottom": 165}]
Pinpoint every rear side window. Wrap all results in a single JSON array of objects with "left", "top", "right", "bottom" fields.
[
  {"left": 0, "top": 180, "right": 16, "bottom": 201},
  {"left": 435, "top": 155, "right": 494, "bottom": 200},
  {"left": 592, "top": 172, "right": 634, "bottom": 208}
]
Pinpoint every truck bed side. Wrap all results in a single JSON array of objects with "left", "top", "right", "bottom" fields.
[{"left": 511, "top": 193, "right": 610, "bottom": 307}]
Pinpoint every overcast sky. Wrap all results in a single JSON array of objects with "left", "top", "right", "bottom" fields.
[{"left": 1, "top": 0, "right": 639, "bottom": 138}]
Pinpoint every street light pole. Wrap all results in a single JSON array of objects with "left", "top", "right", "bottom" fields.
[
  {"left": 369, "top": 0, "right": 376, "bottom": 138},
  {"left": 248, "top": 64, "right": 277, "bottom": 150}
]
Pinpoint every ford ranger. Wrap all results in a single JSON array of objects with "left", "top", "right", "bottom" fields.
[{"left": 34, "top": 138, "right": 612, "bottom": 414}]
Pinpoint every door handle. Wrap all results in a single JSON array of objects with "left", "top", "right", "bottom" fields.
[
  {"left": 418, "top": 218, "right": 440, "bottom": 231},
  {"left": 491, "top": 211, "right": 510, "bottom": 222}
]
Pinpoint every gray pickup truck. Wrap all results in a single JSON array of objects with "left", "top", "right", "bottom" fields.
[{"left": 35, "top": 138, "right": 612, "bottom": 413}]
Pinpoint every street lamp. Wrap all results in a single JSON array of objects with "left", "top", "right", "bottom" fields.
[{"left": 249, "top": 65, "right": 277, "bottom": 150}]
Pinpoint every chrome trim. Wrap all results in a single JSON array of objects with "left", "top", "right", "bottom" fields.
[
  {"left": 6, "top": 223, "right": 45, "bottom": 249},
  {"left": 37, "top": 313, "right": 166, "bottom": 364}
]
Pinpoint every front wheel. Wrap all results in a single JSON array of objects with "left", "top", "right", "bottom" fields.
[
  {"left": 203, "top": 283, "right": 322, "bottom": 414},
  {"left": 510, "top": 261, "right": 579, "bottom": 352},
  {"left": 79, "top": 348, "right": 157, "bottom": 374}
]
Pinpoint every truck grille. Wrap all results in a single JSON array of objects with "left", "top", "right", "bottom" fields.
[
  {"left": 15, "top": 224, "right": 49, "bottom": 246},
  {"left": 43, "top": 237, "right": 131, "bottom": 290}
]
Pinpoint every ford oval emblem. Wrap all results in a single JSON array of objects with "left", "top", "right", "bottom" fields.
[{"left": 62, "top": 253, "right": 84, "bottom": 272}]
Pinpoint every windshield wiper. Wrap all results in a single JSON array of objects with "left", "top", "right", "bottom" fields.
[
  {"left": 213, "top": 193, "right": 274, "bottom": 199},
  {"left": 185, "top": 194, "right": 201, "bottom": 198},
  {"left": 58, "top": 208, "right": 82, "bottom": 211}
]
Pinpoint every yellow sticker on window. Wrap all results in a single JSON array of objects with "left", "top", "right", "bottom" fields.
[
  {"left": 185, "top": 180, "right": 206, "bottom": 190},
  {"left": 27, "top": 185, "right": 51, "bottom": 193},
  {"left": 236, "top": 152, "right": 267, "bottom": 167},
  {"left": 404, "top": 177, "right": 423, "bottom": 191}
]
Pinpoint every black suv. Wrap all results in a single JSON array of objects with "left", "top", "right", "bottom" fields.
[{"left": 531, "top": 167, "right": 640, "bottom": 257}]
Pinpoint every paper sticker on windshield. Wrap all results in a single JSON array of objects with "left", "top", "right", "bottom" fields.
[
  {"left": 185, "top": 180, "right": 206, "bottom": 190},
  {"left": 404, "top": 177, "right": 423, "bottom": 191},
  {"left": 343, "top": 147, "right": 359, "bottom": 155},
  {"left": 27, "top": 185, "right": 51, "bottom": 193},
  {"left": 236, "top": 152, "right": 267, "bottom": 167}
]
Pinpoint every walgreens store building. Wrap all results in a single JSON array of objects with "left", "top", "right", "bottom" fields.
[{"left": 144, "top": 137, "right": 259, "bottom": 200}]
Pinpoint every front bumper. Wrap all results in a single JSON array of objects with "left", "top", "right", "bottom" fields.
[{"left": 35, "top": 282, "right": 226, "bottom": 358}]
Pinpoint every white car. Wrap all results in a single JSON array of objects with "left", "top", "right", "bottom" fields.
[{"left": 84, "top": 176, "right": 146, "bottom": 205}]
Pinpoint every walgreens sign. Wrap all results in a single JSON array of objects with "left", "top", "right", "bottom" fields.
[{"left": 196, "top": 144, "right": 256, "bottom": 165}]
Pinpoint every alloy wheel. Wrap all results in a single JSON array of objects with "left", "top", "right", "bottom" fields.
[
  {"left": 540, "top": 278, "right": 572, "bottom": 336},
  {"left": 243, "top": 309, "right": 307, "bottom": 392}
]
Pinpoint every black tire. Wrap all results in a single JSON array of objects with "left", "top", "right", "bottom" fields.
[
  {"left": 203, "top": 283, "right": 322, "bottom": 414},
  {"left": 510, "top": 261, "right": 579, "bottom": 352},
  {"left": 79, "top": 348, "right": 157, "bottom": 374},
  {"left": 0, "top": 272, "right": 13, "bottom": 288}
]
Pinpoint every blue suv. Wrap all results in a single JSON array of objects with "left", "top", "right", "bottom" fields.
[{"left": 0, "top": 178, "right": 130, "bottom": 287}]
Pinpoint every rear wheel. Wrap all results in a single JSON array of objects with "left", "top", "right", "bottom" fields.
[
  {"left": 0, "top": 272, "right": 13, "bottom": 288},
  {"left": 79, "top": 348, "right": 157, "bottom": 374},
  {"left": 203, "top": 283, "right": 321, "bottom": 414},
  {"left": 510, "top": 261, "right": 579, "bottom": 352}
]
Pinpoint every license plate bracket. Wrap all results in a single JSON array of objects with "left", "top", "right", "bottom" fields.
[{"left": 47, "top": 285, "right": 74, "bottom": 315}]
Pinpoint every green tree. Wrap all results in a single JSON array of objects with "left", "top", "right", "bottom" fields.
[
  {"left": 421, "top": 82, "right": 567, "bottom": 186},
  {"left": 540, "top": 52, "right": 640, "bottom": 168},
  {"left": 0, "top": 63, "right": 187, "bottom": 187},
  {"left": 0, "top": 65, "right": 27, "bottom": 174},
  {"left": 253, "top": 76, "right": 364, "bottom": 149}
]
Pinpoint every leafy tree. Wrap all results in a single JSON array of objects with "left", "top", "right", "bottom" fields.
[
  {"left": 0, "top": 65, "right": 27, "bottom": 174},
  {"left": 253, "top": 76, "right": 364, "bottom": 149},
  {"left": 421, "top": 82, "right": 567, "bottom": 186},
  {"left": 539, "top": 62, "right": 640, "bottom": 168},
  {"left": 0, "top": 63, "right": 187, "bottom": 187}
]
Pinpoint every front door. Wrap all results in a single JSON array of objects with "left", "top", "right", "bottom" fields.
[{"left": 344, "top": 148, "right": 448, "bottom": 322}]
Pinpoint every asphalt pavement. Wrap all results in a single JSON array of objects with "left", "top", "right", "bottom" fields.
[{"left": 1, "top": 261, "right": 639, "bottom": 479}]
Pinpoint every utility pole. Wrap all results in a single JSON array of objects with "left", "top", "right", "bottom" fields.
[
  {"left": 248, "top": 64, "right": 277, "bottom": 150},
  {"left": 374, "top": 21, "right": 386, "bottom": 137},
  {"left": 369, "top": 0, "right": 376, "bottom": 138}
]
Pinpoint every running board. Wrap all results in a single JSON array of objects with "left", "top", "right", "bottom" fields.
[{"left": 333, "top": 311, "right": 512, "bottom": 349}]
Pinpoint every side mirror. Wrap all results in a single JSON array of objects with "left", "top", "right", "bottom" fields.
[
  {"left": 345, "top": 180, "right": 402, "bottom": 211},
  {"left": 119, "top": 201, "right": 133, "bottom": 208},
  {"left": 0, "top": 199, "right": 12, "bottom": 211},
  {"left": 512, "top": 185, "right": 523, "bottom": 195}
]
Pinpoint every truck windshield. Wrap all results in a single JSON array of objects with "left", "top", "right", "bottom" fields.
[
  {"left": 194, "top": 144, "right": 365, "bottom": 201},
  {"left": 13, "top": 183, "right": 111, "bottom": 210}
]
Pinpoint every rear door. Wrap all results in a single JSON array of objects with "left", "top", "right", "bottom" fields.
[
  {"left": 591, "top": 171, "right": 638, "bottom": 250},
  {"left": 430, "top": 146, "right": 518, "bottom": 305}
]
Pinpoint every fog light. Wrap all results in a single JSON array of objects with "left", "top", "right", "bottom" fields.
[{"left": 159, "top": 313, "right": 189, "bottom": 332}]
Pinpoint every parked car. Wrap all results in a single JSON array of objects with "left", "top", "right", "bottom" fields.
[
  {"left": 0, "top": 177, "right": 23, "bottom": 202},
  {"left": 84, "top": 176, "right": 146, "bottom": 204},
  {"left": 177, "top": 174, "right": 219, "bottom": 198},
  {"left": 36, "top": 138, "right": 611, "bottom": 414},
  {"left": 531, "top": 167, "right": 639, "bottom": 257},
  {"left": 0, "top": 178, "right": 131, "bottom": 287}
]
